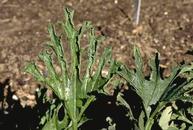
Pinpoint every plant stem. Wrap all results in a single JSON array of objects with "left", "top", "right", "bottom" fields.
[
  {"left": 72, "top": 120, "right": 78, "bottom": 130},
  {"left": 77, "top": 96, "right": 95, "bottom": 122},
  {"left": 144, "top": 102, "right": 165, "bottom": 130}
]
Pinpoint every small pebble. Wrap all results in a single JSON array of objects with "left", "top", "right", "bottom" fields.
[
  {"left": 164, "top": 12, "right": 168, "bottom": 15},
  {"left": 12, "top": 94, "right": 19, "bottom": 101}
]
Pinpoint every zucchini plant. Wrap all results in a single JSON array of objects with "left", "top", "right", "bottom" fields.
[
  {"left": 25, "top": 8, "right": 119, "bottom": 130},
  {"left": 117, "top": 47, "right": 193, "bottom": 130}
]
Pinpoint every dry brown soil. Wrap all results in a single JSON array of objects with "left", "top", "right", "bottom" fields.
[{"left": 0, "top": 0, "right": 193, "bottom": 108}]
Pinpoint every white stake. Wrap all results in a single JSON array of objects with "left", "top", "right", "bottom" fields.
[{"left": 133, "top": 0, "right": 141, "bottom": 25}]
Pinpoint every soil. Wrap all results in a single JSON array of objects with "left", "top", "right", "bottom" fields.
[{"left": 0, "top": 0, "right": 193, "bottom": 129}]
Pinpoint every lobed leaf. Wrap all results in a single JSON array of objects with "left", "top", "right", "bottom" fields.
[{"left": 118, "top": 46, "right": 193, "bottom": 119}]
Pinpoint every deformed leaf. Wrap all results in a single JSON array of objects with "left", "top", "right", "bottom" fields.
[
  {"left": 42, "top": 104, "right": 69, "bottom": 130},
  {"left": 47, "top": 24, "right": 68, "bottom": 86},
  {"left": 26, "top": 7, "right": 120, "bottom": 130},
  {"left": 25, "top": 62, "right": 45, "bottom": 82}
]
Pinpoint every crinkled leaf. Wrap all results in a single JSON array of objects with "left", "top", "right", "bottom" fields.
[
  {"left": 25, "top": 62, "right": 45, "bottom": 82},
  {"left": 48, "top": 25, "right": 68, "bottom": 88},
  {"left": 25, "top": 7, "right": 119, "bottom": 129},
  {"left": 42, "top": 104, "right": 69, "bottom": 130}
]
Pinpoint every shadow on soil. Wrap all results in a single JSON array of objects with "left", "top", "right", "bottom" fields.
[
  {"left": 81, "top": 91, "right": 132, "bottom": 130},
  {"left": 0, "top": 79, "right": 132, "bottom": 130},
  {"left": 0, "top": 78, "right": 41, "bottom": 130},
  {"left": 0, "top": 77, "right": 191, "bottom": 130}
]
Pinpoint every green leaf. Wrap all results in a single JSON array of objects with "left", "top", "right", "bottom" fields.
[
  {"left": 118, "top": 47, "right": 193, "bottom": 118},
  {"left": 88, "top": 47, "right": 111, "bottom": 91},
  {"left": 117, "top": 46, "right": 193, "bottom": 130},
  {"left": 81, "top": 27, "right": 99, "bottom": 97},
  {"left": 105, "top": 117, "right": 116, "bottom": 130},
  {"left": 138, "top": 111, "right": 145, "bottom": 130},
  {"left": 63, "top": 8, "right": 75, "bottom": 39},
  {"left": 26, "top": 7, "right": 119, "bottom": 130},
  {"left": 25, "top": 62, "right": 45, "bottom": 82},
  {"left": 42, "top": 104, "right": 69, "bottom": 130},
  {"left": 159, "top": 106, "right": 172, "bottom": 130},
  {"left": 48, "top": 24, "right": 68, "bottom": 87},
  {"left": 167, "top": 126, "right": 179, "bottom": 130},
  {"left": 171, "top": 111, "right": 193, "bottom": 125}
]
